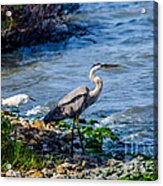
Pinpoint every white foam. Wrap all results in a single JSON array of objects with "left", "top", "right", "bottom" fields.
[{"left": 26, "top": 105, "right": 49, "bottom": 116}]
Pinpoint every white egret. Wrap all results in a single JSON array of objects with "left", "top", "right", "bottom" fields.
[{"left": 2, "top": 94, "right": 35, "bottom": 108}]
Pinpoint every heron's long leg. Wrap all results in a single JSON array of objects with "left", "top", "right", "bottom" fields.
[
  {"left": 71, "top": 119, "right": 75, "bottom": 157},
  {"left": 76, "top": 117, "right": 85, "bottom": 154}
]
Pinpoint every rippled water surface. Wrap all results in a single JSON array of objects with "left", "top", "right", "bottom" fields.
[{"left": 1, "top": 1, "right": 156, "bottom": 157}]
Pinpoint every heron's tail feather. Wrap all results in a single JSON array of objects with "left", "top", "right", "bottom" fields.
[{"left": 43, "top": 106, "right": 64, "bottom": 124}]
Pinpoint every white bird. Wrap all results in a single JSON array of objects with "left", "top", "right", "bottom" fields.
[{"left": 2, "top": 94, "right": 35, "bottom": 108}]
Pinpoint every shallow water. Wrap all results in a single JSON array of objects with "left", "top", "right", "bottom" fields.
[{"left": 1, "top": 2, "right": 156, "bottom": 157}]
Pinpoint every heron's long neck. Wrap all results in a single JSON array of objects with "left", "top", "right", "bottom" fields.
[{"left": 89, "top": 69, "right": 103, "bottom": 98}]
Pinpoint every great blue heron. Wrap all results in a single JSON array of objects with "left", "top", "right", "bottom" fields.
[{"left": 44, "top": 63, "right": 119, "bottom": 157}]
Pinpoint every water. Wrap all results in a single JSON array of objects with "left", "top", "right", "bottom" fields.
[{"left": 1, "top": 1, "right": 156, "bottom": 157}]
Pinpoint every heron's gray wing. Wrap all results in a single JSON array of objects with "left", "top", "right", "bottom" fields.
[
  {"left": 58, "top": 86, "right": 89, "bottom": 117},
  {"left": 58, "top": 86, "right": 89, "bottom": 106}
]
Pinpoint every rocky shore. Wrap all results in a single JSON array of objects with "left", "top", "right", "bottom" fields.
[
  {"left": 1, "top": 110, "right": 157, "bottom": 180},
  {"left": 3, "top": 155, "right": 157, "bottom": 180},
  {"left": 1, "top": 4, "right": 85, "bottom": 53}
]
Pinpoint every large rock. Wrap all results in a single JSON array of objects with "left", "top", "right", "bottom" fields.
[{"left": 1, "top": 4, "right": 80, "bottom": 53}]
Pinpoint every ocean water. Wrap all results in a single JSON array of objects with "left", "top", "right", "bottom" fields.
[{"left": 1, "top": 1, "right": 157, "bottom": 157}]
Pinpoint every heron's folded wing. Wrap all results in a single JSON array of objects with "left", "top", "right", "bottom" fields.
[
  {"left": 58, "top": 86, "right": 89, "bottom": 106},
  {"left": 58, "top": 86, "right": 89, "bottom": 117}
]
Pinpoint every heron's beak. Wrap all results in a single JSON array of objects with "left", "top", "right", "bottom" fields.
[
  {"left": 29, "top": 97, "right": 36, "bottom": 102},
  {"left": 101, "top": 64, "right": 120, "bottom": 71}
]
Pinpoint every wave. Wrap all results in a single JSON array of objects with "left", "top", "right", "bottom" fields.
[{"left": 101, "top": 105, "right": 155, "bottom": 158}]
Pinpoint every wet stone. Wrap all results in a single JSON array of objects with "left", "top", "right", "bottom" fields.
[
  {"left": 56, "top": 165, "right": 66, "bottom": 174},
  {"left": 25, "top": 170, "right": 43, "bottom": 178},
  {"left": 6, "top": 170, "right": 21, "bottom": 177},
  {"left": 41, "top": 168, "right": 53, "bottom": 178}
]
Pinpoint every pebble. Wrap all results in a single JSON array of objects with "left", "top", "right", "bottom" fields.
[
  {"left": 11, "top": 119, "right": 21, "bottom": 125},
  {"left": 25, "top": 170, "right": 43, "bottom": 178},
  {"left": 29, "top": 139, "right": 38, "bottom": 145},
  {"left": 32, "top": 120, "right": 44, "bottom": 129},
  {"left": 6, "top": 170, "right": 21, "bottom": 177},
  {"left": 41, "top": 168, "right": 53, "bottom": 177},
  {"left": 56, "top": 165, "right": 66, "bottom": 174}
]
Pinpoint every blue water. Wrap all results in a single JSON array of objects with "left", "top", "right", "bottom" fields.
[{"left": 1, "top": 1, "right": 157, "bottom": 157}]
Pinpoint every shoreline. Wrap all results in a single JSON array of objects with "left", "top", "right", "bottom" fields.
[{"left": 1, "top": 110, "right": 157, "bottom": 180}]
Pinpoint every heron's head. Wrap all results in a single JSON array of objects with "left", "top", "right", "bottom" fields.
[{"left": 90, "top": 63, "right": 120, "bottom": 72}]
